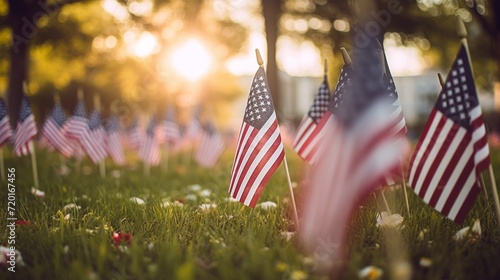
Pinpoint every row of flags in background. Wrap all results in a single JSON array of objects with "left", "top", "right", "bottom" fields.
[{"left": 0, "top": 96, "right": 227, "bottom": 169}]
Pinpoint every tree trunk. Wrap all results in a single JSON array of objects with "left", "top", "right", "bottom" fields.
[
  {"left": 261, "top": 0, "right": 282, "bottom": 119},
  {"left": 7, "top": 0, "right": 31, "bottom": 126}
]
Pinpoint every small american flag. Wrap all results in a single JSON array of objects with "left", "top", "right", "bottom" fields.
[
  {"left": 64, "top": 100, "right": 88, "bottom": 141},
  {"left": 228, "top": 66, "right": 285, "bottom": 207},
  {"left": 13, "top": 96, "right": 37, "bottom": 157},
  {"left": 195, "top": 123, "right": 225, "bottom": 168},
  {"left": 184, "top": 108, "right": 202, "bottom": 143},
  {"left": 105, "top": 115, "right": 126, "bottom": 165},
  {"left": 293, "top": 75, "right": 331, "bottom": 163},
  {"left": 0, "top": 98, "right": 12, "bottom": 147},
  {"left": 126, "top": 117, "right": 142, "bottom": 150},
  {"left": 489, "top": 131, "right": 500, "bottom": 148},
  {"left": 162, "top": 107, "right": 181, "bottom": 145},
  {"left": 41, "top": 103, "right": 74, "bottom": 157},
  {"left": 408, "top": 44, "right": 490, "bottom": 223},
  {"left": 80, "top": 110, "right": 107, "bottom": 164},
  {"left": 138, "top": 116, "right": 161, "bottom": 166}
]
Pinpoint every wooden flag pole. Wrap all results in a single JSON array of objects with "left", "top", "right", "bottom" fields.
[
  {"left": 437, "top": 73, "right": 445, "bottom": 87},
  {"left": 457, "top": 16, "right": 500, "bottom": 223},
  {"left": 75, "top": 88, "right": 84, "bottom": 175},
  {"left": 94, "top": 94, "right": 106, "bottom": 178},
  {"left": 256, "top": 48, "right": 300, "bottom": 228},
  {"left": 24, "top": 82, "right": 40, "bottom": 188}
]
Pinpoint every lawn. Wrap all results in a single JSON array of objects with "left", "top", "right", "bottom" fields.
[{"left": 1, "top": 147, "right": 500, "bottom": 279}]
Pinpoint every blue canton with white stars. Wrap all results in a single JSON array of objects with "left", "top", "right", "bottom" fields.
[
  {"left": 73, "top": 101, "right": 87, "bottom": 118},
  {"left": 106, "top": 115, "right": 120, "bottom": 133},
  {"left": 308, "top": 77, "right": 331, "bottom": 123},
  {"left": 0, "top": 98, "right": 7, "bottom": 120},
  {"left": 88, "top": 110, "right": 103, "bottom": 131},
  {"left": 435, "top": 45, "right": 477, "bottom": 130},
  {"left": 328, "top": 66, "right": 353, "bottom": 116},
  {"left": 243, "top": 67, "right": 274, "bottom": 129},
  {"left": 51, "top": 104, "right": 67, "bottom": 127},
  {"left": 19, "top": 97, "right": 33, "bottom": 122}
]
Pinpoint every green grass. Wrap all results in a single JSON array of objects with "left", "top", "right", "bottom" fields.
[{"left": 1, "top": 147, "right": 500, "bottom": 279}]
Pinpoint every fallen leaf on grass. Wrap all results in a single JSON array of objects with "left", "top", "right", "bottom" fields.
[{"left": 15, "top": 220, "right": 31, "bottom": 226}]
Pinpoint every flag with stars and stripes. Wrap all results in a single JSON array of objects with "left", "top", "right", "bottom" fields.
[
  {"left": 41, "top": 103, "right": 74, "bottom": 157},
  {"left": 138, "top": 116, "right": 161, "bottom": 166},
  {"left": 13, "top": 96, "right": 37, "bottom": 157},
  {"left": 80, "top": 110, "right": 107, "bottom": 164},
  {"left": 228, "top": 66, "right": 285, "bottom": 207},
  {"left": 125, "top": 117, "right": 142, "bottom": 150},
  {"left": 0, "top": 98, "right": 12, "bottom": 147},
  {"left": 408, "top": 44, "right": 490, "bottom": 223},
  {"left": 161, "top": 107, "right": 181, "bottom": 145},
  {"left": 295, "top": 65, "right": 353, "bottom": 165},
  {"left": 299, "top": 38, "right": 408, "bottom": 262},
  {"left": 105, "top": 115, "right": 126, "bottom": 165},
  {"left": 293, "top": 74, "right": 332, "bottom": 163},
  {"left": 195, "top": 123, "right": 225, "bottom": 168},
  {"left": 64, "top": 100, "right": 88, "bottom": 142}
]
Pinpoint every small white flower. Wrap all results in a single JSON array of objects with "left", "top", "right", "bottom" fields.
[
  {"left": 376, "top": 212, "right": 404, "bottom": 229},
  {"left": 31, "top": 187, "right": 45, "bottom": 198},
  {"left": 188, "top": 184, "right": 202, "bottom": 192},
  {"left": 281, "top": 231, "right": 296, "bottom": 241},
  {"left": 224, "top": 197, "right": 239, "bottom": 203},
  {"left": 162, "top": 201, "right": 183, "bottom": 207},
  {"left": 64, "top": 214, "right": 71, "bottom": 221},
  {"left": 57, "top": 165, "right": 70, "bottom": 176},
  {"left": 130, "top": 197, "right": 145, "bottom": 205},
  {"left": 358, "top": 265, "right": 383, "bottom": 279},
  {"left": 147, "top": 243, "right": 154, "bottom": 250},
  {"left": 418, "top": 229, "right": 429, "bottom": 241},
  {"left": 291, "top": 181, "right": 299, "bottom": 189},
  {"left": 63, "top": 245, "right": 70, "bottom": 254},
  {"left": 199, "top": 203, "right": 217, "bottom": 212},
  {"left": 199, "top": 189, "right": 211, "bottom": 197},
  {"left": 257, "top": 201, "right": 277, "bottom": 210},
  {"left": 185, "top": 194, "right": 197, "bottom": 201},
  {"left": 63, "top": 203, "right": 81, "bottom": 212}
]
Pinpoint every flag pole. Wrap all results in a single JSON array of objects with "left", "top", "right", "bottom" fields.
[
  {"left": 75, "top": 88, "right": 84, "bottom": 175},
  {"left": 24, "top": 82, "right": 40, "bottom": 188},
  {"left": 437, "top": 73, "right": 445, "bottom": 87},
  {"left": 457, "top": 16, "right": 500, "bottom": 223},
  {"left": 94, "top": 94, "right": 106, "bottom": 178},
  {"left": 256, "top": 48, "right": 300, "bottom": 228}
]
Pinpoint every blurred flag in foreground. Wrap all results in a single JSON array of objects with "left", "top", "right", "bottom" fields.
[
  {"left": 64, "top": 100, "right": 88, "bottom": 141},
  {"left": 139, "top": 116, "right": 161, "bottom": 166},
  {"left": 41, "top": 103, "right": 74, "bottom": 157},
  {"left": 299, "top": 39, "right": 406, "bottom": 271},
  {"left": 228, "top": 66, "right": 284, "bottom": 207},
  {"left": 408, "top": 44, "right": 490, "bottom": 223},
  {"left": 0, "top": 98, "right": 12, "bottom": 147},
  {"left": 13, "top": 97, "right": 37, "bottom": 157},
  {"left": 195, "top": 123, "right": 225, "bottom": 168},
  {"left": 105, "top": 115, "right": 126, "bottom": 165},
  {"left": 125, "top": 117, "right": 142, "bottom": 150},
  {"left": 293, "top": 74, "right": 331, "bottom": 163}
]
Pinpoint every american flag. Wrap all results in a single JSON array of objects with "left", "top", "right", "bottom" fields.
[
  {"left": 295, "top": 65, "right": 353, "bottom": 165},
  {"left": 138, "top": 116, "right": 161, "bottom": 166},
  {"left": 184, "top": 108, "right": 202, "bottom": 143},
  {"left": 162, "top": 107, "right": 181, "bottom": 145},
  {"left": 0, "top": 98, "right": 12, "bottom": 147},
  {"left": 489, "top": 131, "right": 500, "bottom": 148},
  {"left": 195, "top": 123, "right": 225, "bottom": 168},
  {"left": 408, "top": 44, "right": 490, "bottom": 223},
  {"left": 228, "top": 66, "right": 285, "bottom": 207},
  {"left": 41, "top": 103, "right": 74, "bottom": 157},
  {"left": 293, "top": 75, "right": 331, "bottom": 163},
  {"left": 64, "top": 100, "right": 88, "bottom": 141},
  {"left": 105, "top": 115, "right": 126, "bottom": 165},
  {"left": 80, "top": 110, "right": 107, "bottom": 164},
  {"left": 299, "top": 39, "right": 407, "bottom": 264},
  {"left": 13, "top": 96, "right": 37, "bottom": 157},
  {"left": 126, "top": 117, "right": 142, "bottom": 150}
]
